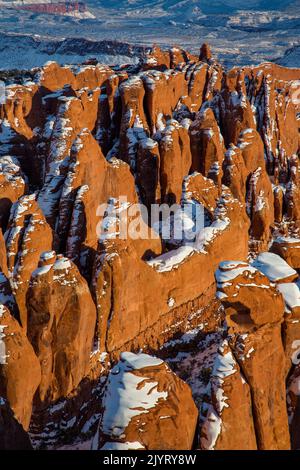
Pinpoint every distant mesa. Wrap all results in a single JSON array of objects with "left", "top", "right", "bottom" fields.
[{"left": 0, "top": 1, "right": 91, "bottom": 17}]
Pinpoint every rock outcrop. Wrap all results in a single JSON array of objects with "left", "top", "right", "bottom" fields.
[
  {"left": 27, "top": 252, "right": 97, "bottom": 403},
  {"left": 271, "top": 237, "right": 300, "bottom": 270},
  {"left": 92, "top": 186, "right": 249, "bottom": 357},
  {"left": 200, "top": 340, "right": 257, "bottom": 450},
  {"left": 215, "top": 260, "right": 290, "bottom": 450},
  {"left": 5, "top": 194, "right": 53, "bottom": 331},
  {"left": 0, "top": 305, "right": 41, "bottom": 430},
  {"left": 92, "top": 352, "right": 198, "bottom": 450},
  {"left": 0, "top": 43, "right": 299, "bottom": 450}
]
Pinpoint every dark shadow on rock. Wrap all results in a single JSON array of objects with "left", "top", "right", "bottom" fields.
[{"left": 0, "top": 400, "right": 33, "bottom": 450}]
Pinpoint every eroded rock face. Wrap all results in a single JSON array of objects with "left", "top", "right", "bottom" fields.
[
  {"left": 0, "top": 305, "right": 41, "bottom": 430},
  {"left": 222, "top": 145, "right": 248, "bottom": 202},
  {"left": 0, "top": 231, "right": 8, "bottom": 276},
  {"left": 216, "top": 260, "right": 285, "bottom": 326},
  {"left": 246, "top": 167, "right": 274, "bottom": 249},
  {"left": 92, "top": 187, "right": 249, "bottom": 357},
  {"left": 232, "top": 323, "right": 290, "bottom": 450},
  {"left": 216, "top": 260, "right": 290, "bottom": 450},
  {"left": 93, "top": 352, "right": 198, "bottom": 450},
  {"left": 55, "top": 129, "right": 137, "bottom": 277},
  {"left": 271, "top": 237, "right": 300, "bottom": 270},
  {"left": 200, "top": 340, "right": 257, "bottom": 450},
  {"left": 26, "top": 252, "right": 97, "bottom": 403},
  {"left": 5, "top": 194, "right": 53, "bottom": 331},
  {"left": 189, "top": 108, "right": 225, "bottom": 185},
  {"left": 287, "top": 365, "right": 300, "bottom": 449},
  {"left": 0, "top": 43, "right": 299, "bottom": 450},
  {"left": 199, "top": 43, "right": 212, "bottom": 63},
  {"left": 159, "top": 121, "right": 192, "bottom": 204},
  {"left": 0, "top": 155, "right": 26, "bottom": 230}
]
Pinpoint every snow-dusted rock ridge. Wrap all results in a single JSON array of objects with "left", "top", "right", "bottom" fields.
[{"left": 0, "top": 43, "right": 299, "bottom": 450}]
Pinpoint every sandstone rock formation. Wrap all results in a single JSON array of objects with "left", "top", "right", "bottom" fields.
[
  {"left": 92, "top": 352, "right": 198, "bottom": 450},
  {"left": 271, "top": 237, "right": 300, "bottom": 270},
  {"left": 200, "top": 340, "right": 257, "bottom": 450},
  {"left": 0, "top": 305, "right": 41, "bottom": 430},
  {"left": 5, "top": 194, "right": 53, "bottom": 331},
  {"left": 0, "top": 155, "right": 26, "bottom": 230},
  {"left": 278, "top": 282, "right": 300, "bottom": 374},
  {"left": 27, "top": 252, "right": 97, "bottom": 403},
  {"left": 215, "top": 260, "right": 290, "bottom": 450},
  {"left": 92, "top": 185, "right": 249, "bottom": 357},
  {"left": 0, "top": 42, "right": 299, "bottom": 451}
]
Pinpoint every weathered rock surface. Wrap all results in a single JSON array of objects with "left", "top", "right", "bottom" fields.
[
  {"left": 287, "top": 364, "right": 300, "bottom": 449},
  {"left": 93, "top": 352, "right": 198, "bottom": 450},
  {"left": 252, "top": 252, "right": 298, "bottom": 284},
  {"left": 92, "top": 187, "right": 249, "bottom": 357},
  {"left": 5, "top": 194, "right": 53, "bottom": 331},
  {"left": 200, "top": 340, "right": 257, "bottom": 450},
  {"left": 0, "top": 305, "right": 41, "bottom": 430},
  {"left": 27, "top": 252, "right": 97, "bottom": 403},
  {"left": 246, "top": 167, "right": 274, "bottom": 249},
  {"left": 189, "top": 108, "right": 225, "bottom": 185},
  {"left": 216, "top": 260, "right": 290, "bottom": 450},
  {"left": 0, "top": 155, "right": 26, "bottom": 230},
  {"left": 0, "top": 43, "right": 299, "bottom": 450},
  {"left": 271, "top": 237, "right": 300, "bottom": 270}
]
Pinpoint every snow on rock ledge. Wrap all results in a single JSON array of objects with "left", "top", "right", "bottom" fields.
[
  {"left": 271, "top": 237, "right": 300, "bottom": 270},
  {"left": 215, "top": 259, "right": 285, "bottom": 327},
  {"left": 252, "top": 252, "right": 298, "bottom": 284},
  {"left": 278, "top": 283, "right": 300, "bottom": 312},
  {"left": 92, "top": 352, "right": 198, "bottom": 450}
]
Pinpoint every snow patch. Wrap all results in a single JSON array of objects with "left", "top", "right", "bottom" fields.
[
  {"left": 252, "top": 252, "right": 297, "bottom": 282},
  {"left": 277, "top": 283, "right": 300, "bottom": 310},
  {"left": 100, "top": 441, "right": 145, "bottom": 450},
  {"left": 100, "top": 352, "right": 167, "bottom": 439}
]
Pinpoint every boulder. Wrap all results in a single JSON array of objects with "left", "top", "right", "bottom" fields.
[
  {"left": 158, "top": 120, "right": 192, "bottom": 204},
  {"left": 271, "top": 237, "right": 300, "bottom": 270},
  {"left": 92, "top": 352, "right": 198, "bottom": 450}
]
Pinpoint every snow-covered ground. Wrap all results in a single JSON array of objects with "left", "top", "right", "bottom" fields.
[
  {"left": 0, "top": 32, "right": 142, "bottom": 70},
  {"left": 276, "top": 44, "right": 300, "bottom": 67},
  {"left": 0, "top": 0, "right": 299, "bottom": 69}
]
